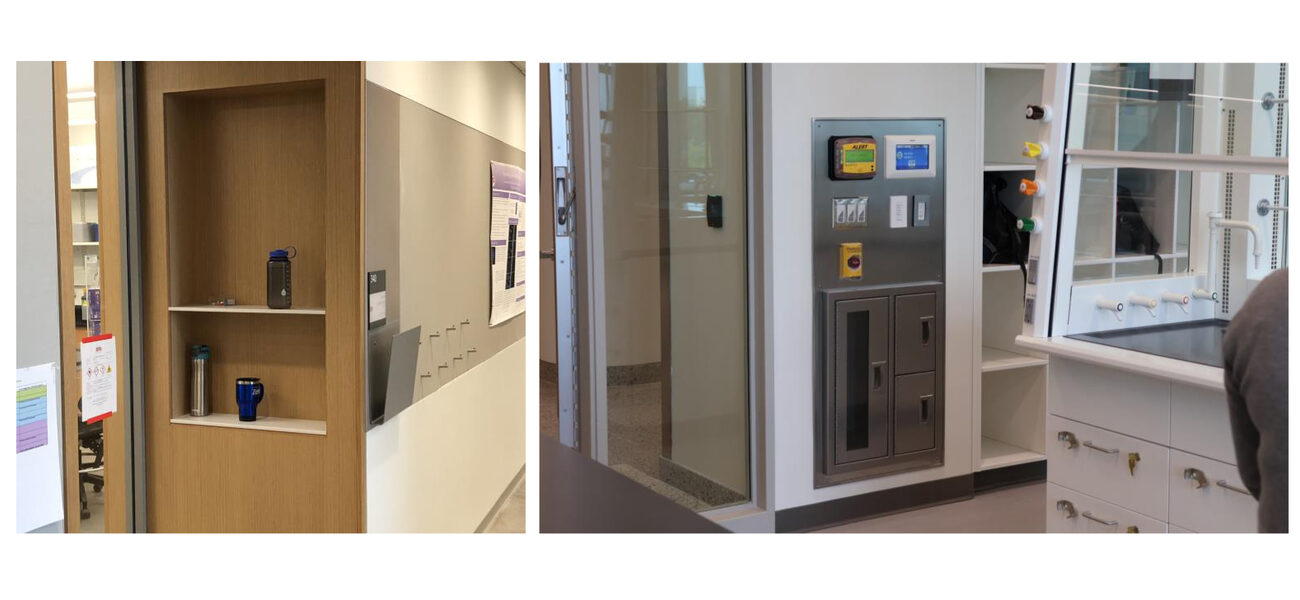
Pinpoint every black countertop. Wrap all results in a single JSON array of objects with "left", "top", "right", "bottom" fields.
[
  {"left": 540, "top": 437, "right": 729, "bottom": 533},
  {"left": 1067, "top": 319, "right": 1229, "bottom": 368}
]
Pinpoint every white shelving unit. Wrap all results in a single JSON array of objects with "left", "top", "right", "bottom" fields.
[
  {"left": 974, "top": 64, "right": 1049, "bottom": 472},
  {"left": 169, "top": 304, "right": 326, "bottom": 315},
  {"left": 170, "top": 412, "right": 326, "bottom": 436}
]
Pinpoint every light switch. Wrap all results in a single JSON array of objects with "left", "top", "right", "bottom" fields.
[
  {"left": 913, "top": 195, "right": 931, "bottom": 227},
  {"left": 890, "top": 195, "right": 909, "bottom": 228}
]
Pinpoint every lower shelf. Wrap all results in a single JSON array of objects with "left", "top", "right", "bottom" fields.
[
  {"left": 171, "top": 412, "right": 326, "bottom": 436},
  {"left": 981, "top": 347, "right": 1048, "bottom": 372},
  {"left": 978, "top": 437, "right": 1044, "bottom": 471}
]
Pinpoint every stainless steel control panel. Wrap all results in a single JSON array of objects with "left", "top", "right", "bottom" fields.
[{"left": 813, "top": 118, "right": 946, "bottom": 488}]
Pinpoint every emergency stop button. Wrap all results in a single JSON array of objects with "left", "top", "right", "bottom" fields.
[{"left": 840, "top": 242, "right": 863, "bottom": 280}]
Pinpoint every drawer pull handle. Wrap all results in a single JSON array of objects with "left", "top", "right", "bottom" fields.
[
  {"left": 871, "top": 360, "right": 886, "bottom": 391},
  {"left": 1081, "top": 511, "right": 1118, "bottom": 527},
  {"left": 1216, "top": 480, "right": 1252, "bottom": 496},
  {"left": 1183, "top": 468, "right": 1208, "bottom": 489},
  {"left": 1083, "top": 441, "right": 1119, "bottom": 454},
  {"left": 1055, "top": 500, "right": 1077, "bottom": 519},
  {"left": 1057, "top": 431, "right": 1079, "bottom": 449}
]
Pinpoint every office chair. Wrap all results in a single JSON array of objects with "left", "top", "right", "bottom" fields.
[{"left": 77, "top": 399, "right": 104, "bottom": 520}]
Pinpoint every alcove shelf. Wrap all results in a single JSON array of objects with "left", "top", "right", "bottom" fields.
[
  {"left": 168, "top": 304, "right": 326, "bottom": 315},
  {"left": 170, "top": 412, "right": 327, "bottom": 436}
]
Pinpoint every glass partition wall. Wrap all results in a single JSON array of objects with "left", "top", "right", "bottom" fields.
[{"left": 592, "top": 63, "right": 751, "bottom": 511}]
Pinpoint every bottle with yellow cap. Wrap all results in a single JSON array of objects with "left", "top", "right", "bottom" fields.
[{"left": 1022, "top": 141, "right": 1047, "bottom": 160}]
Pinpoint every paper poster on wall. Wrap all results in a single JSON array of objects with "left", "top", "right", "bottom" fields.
[
  {"left": 80, "top": 334, "right": 117, "bottom": 423},
  {"left": 17, "top": 363, "right": 63, "bottom": 532},
  {"left": 489, "top": 161, "right": 526, "bottom": 327}
]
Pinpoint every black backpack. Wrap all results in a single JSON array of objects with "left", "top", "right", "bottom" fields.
[{"left": 982, "top": 177, "right": 1028, "bottom": 277}]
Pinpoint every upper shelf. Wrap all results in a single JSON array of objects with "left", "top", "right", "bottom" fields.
[
  {"left": 984, "top": 162, "right": 1037, "bottom": 172},
  {"left": 169, "top": 304, "right": 325, "bottom": 315},
  {"left": 985, "top": 63, "right": 1046, "bottom": 71}
]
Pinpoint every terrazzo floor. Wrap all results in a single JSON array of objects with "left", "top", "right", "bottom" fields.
[{"left": 539, "top": 373, "right": 723, "bottom": 511}]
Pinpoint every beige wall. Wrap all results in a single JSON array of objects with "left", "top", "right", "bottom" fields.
[
  {"left": 599, "top": 64, "right": 663, "bottom": 367},
  {"left": 539, "top": 67, "right": 556, "bottom": 364}
]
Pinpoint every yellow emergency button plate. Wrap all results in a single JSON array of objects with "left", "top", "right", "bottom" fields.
[{"left": 840, "top": 242, "right": 863, "bottom": 280}]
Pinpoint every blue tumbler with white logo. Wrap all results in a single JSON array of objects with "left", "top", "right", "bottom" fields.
[{"left": 235, "top": 377, "right": 264, "bottom": 422}]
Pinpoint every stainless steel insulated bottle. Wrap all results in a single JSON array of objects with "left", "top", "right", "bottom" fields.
[{"left": 190, "top": 344, "right": 211, "bottom": 417}]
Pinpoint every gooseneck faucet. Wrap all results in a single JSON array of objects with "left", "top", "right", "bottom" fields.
[{"left": 1208, "top": 212, "right": 1263, "bottom": 269}]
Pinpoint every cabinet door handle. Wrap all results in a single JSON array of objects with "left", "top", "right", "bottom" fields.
[
  {"left": 1057, "top": 431, "right": 1079, "bottom": 449},
  {"left": 919, "top": 394, "right": 933, "bottom": 424},
  {"left": 1081, "top": 511, "right": 1118, "bottom": 527},
  {"left": 1083, "top": 440, "right": 1119, "bottom": 454},
  {"left": 1216, "top": 480, "right": 1252, "bottom": 496},
  {"left": 871, "top": 360, "right": 886, "bottom": 391},
  {"left": 1183, "top": 468, "right": 1208, "bottom": 489},
  {"left": 920, "top": 315, "right": 934, "bottom": 345},
  {"left": 1055, "top": 500, "right": 1077, "bottom": 519}
]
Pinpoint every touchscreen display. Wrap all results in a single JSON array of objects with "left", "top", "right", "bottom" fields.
[{"left": 895, "top": 144, "right": 930, "bottom": 171}]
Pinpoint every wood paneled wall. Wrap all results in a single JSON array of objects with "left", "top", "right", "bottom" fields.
[{"left": 136, "top": 62, "right": 365, "bottom": 532}]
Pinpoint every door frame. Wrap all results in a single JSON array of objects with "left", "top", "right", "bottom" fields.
[
  {"left": 555, "top": 63, "right": 773, "bottom": 527},
  {"left": 49, "top": 61, "right": 143, "bottom": 532}
]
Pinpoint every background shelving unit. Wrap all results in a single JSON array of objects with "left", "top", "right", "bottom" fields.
[
  {"left": 138, "top": 63, "right": 364, "bottom": 532},
  {"left": 973, "top": 64, "right": 1048, "bottom": 472}
]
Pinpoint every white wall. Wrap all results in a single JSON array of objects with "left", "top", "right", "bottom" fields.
[
  {"left": 364, "top": 62, "right": 525, "bottom": 532},
  {"left": 366, "top": 340, "right": 524, "bottom": 532},
  {"left": 16, "top": 61, "right": 66, "bottom": 533},
  {"left": 366, "top": 61, "right": 525, "bottom": 151},
  {"left": 769, "top": 64, "right": 979, "bottom": 510}
]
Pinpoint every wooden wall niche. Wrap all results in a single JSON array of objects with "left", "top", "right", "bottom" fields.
[{"left": 138, "top": 63, "right": 363, "bottom": 532}]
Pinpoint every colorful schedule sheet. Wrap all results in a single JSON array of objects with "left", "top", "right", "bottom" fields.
[{"left": 17, "top": 381, "right": 49, "bottom": 453}]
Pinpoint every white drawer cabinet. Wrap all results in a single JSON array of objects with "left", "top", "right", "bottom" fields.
[
  {"left": 1168, "top": 450, "right": 1258, "bottom": 533},
  {"left": 1047, "top": 415, "right": 1169, "bottom": 521},
  {"left": 1044, "top": 357, "right": 1255, "bottom": 534},
  {"left": 1046, "top": 484, "right": 1167, "bottom": 534},
  {"left": 1049, "top": 359, "right": 1170, "bottom": 444},
  {"left": 1170, "top": 383, "right": 1237, "bottom": 465}
]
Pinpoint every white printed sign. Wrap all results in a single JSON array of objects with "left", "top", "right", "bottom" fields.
[{"left": 80, "top": 334, "right": 117, "bottom": 423}]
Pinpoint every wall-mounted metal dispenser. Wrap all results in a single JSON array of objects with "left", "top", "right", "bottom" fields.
[{"left": 813, "top": 119, "right": 946, "bottom": 488}]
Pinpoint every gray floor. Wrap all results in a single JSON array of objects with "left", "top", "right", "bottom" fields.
[
  {"left": 816, "top": 481, "right": 1046, "bottom": 533},
  {"left": 483, "top": 472, "right": 525, "bottom": 534}
]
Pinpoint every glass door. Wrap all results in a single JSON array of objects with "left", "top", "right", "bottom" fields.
[{"left": 569, "top": 63, "right": 752, "bottom": 511}]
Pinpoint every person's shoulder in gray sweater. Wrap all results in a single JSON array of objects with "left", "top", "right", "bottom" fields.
[{"left": 1223, "top": 268, "right": 1288, "bottom": 533}]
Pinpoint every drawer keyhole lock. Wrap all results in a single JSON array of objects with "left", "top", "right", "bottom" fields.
[
  {"left": 1128, "top": 452, "right": 1141, "bottom": 477},
  {"left": 1055, "top": 500, "right": 1077, "bottom": 519},
  {"left": 1057, "top": 431, "right": 1078, "bottom": 450},
  {"left": 1183, "top": 467, "right": 1208, "bottom": 490}
]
